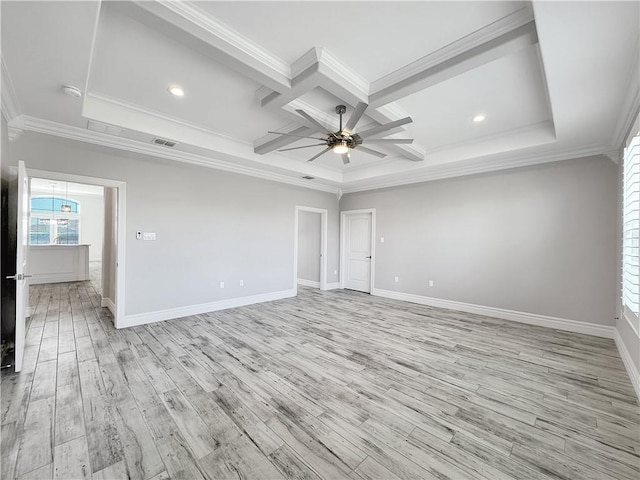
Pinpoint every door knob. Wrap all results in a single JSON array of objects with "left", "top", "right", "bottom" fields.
[{"left": 366, "top": 256, "right": 372, "bottom": 259}]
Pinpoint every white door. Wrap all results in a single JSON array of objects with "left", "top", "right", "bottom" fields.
[
  {"left": 9, "top": 161, "right": 30, "bottom": 372},
  {"left": 344, "top": 212, "right": 372, "bottom": 292}
]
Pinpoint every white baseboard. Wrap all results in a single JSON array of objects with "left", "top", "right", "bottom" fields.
[
  {"left": 323, "top": 282, "right": 341, "bottom": 290},
  {"left": 101, "top": 297, "right": 116, "bottom": 317},
  {"left": 30, "top": 273, "right": 90, "bottom": 285},
  {"left": 614, "top": 328, "right": 640, "bottom": 401},
  {"left": 297, "top": 278, "right": 320, "bottom": 288},
  {"left": 372, "top": 288, "right": 615, "bottom": 339},
  {"left": 120, "top": 289, "right": 296, "bottom": 329}
]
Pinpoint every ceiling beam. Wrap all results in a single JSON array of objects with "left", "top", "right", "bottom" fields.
[{"left": 369, "top": 8, "right": 538, "bottom": 107}]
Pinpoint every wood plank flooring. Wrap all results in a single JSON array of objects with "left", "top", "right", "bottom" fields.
[{"left": 2, "top": 281, "right": 639, "bottom": 479}]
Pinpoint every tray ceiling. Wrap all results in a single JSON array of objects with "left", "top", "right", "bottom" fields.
[{"left": 2, "top": 1, "right": 638, "bottom": 194}]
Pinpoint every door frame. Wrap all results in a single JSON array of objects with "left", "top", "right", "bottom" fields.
[
  {"left": 340, "top": 208, "right": 376, "bottom": 292},
  {"left": 294, "top": 205, "right": 328, "bottom": 294},
  {"left": 28, "top": 168, "right": 126, "bottom": 327}
]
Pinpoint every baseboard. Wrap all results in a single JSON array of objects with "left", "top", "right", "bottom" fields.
[
  {"left": 30, "top": 273, "right": 90, "bottom": 285},
  {"left": 614, "top": 328, "right": 640, "bottom": 401},
  {"left": 372, "top": 288, "right": 615, "bottom": 339},
  {"left": 101, "top": 297, "right": 116, "bottom": 317},
  {"left": 323, "top": 282, "right": 341, "bottom": 290},
  {"left": 297, "top": 278, "right": 320, "bottom": 288},
  {"left": 120, "top": 289, "right": 296, "bottom": 328}
]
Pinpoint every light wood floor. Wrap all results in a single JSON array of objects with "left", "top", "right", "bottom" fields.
[{"left": 2, "top": 282, "right": 639, "bottom": 480}]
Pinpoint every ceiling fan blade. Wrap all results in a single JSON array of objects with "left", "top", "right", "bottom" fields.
[
  {"left": 307, "top": 147, "right": 332, "bottom": 162},
  {"left": 357, "top": 116, "right": 413, "bottom": 139},
  {"left": 363, "top": 138, "right": 414, "bottom": 144},
  {"left": 295, "top": 109, "right": 334, "bottom": 135},
  {"left": 278, "top": 143, "right": 327, "bottom": 152},
  {"left": 343, "top": 102, "right": 368, "bottom": 133},
  {"left": 268, "top": 131, "right": 327, "bottom": 140},
  {"left": 356, "top": 146, "right": 387, "bottom": 158},
  {"left": 342, "top": 153, "right": 350, "bottom": 165}
]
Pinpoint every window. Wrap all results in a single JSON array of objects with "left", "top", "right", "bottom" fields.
[
  {"left": 29, "top": 196, "right": 81, "bottom": 245},
  {"left": 623, "top": 133, "right": 639, "bottom": 319}
]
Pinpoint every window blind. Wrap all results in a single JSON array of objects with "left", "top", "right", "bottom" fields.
[{"left": 623, "top": 133, "right": 639, "bottom": 317}]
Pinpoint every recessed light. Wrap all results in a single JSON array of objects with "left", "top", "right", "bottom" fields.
[
  {"left": 62, "top": 85, "right": 82, "bottom": 98},
  {"left": 168, "top": 86, "right": 184, "bottom": 97},
  {"left": 473, "top": 114, "right": 486, "bottom": 123}
]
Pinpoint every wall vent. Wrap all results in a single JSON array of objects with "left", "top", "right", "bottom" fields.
[
  {"left": 302, "top": 175, "right": 315, "bottom": 180},
  {"left": 152, "top": 137, "right": 177, "bottom": 148}
]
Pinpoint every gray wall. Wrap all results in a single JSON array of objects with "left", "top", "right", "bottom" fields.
[
  {"left": 297, "top": 210, "right": 321, "bottom": 283},
  {"left": 340, "top": 156, "right": 618, "bottom": 326},
  {"left": 11, "top": 132, "right": 340, "bottom": 317},
  {"left": 102, "top": 187, "right": 117, "bottom": 303}
]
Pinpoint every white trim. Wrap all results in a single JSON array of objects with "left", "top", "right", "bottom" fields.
[
  {"left": 13, "top": 115, "right": 340, "bottom": 195},
  {"left": 614, "top": 328, "right": 640, "bottom": 401},
  {"left": 26, "top": 168, "right": 126, "bottom": 328},
  {"left": 372, "top": 288, "right": 616, "bottom": 339},
  {"left": 341, "top": 145, "right": 608, "bottom": 194},
  {"left": 623, "top": 310, "right": 640, "bottom": 338},
  {"left": 340, "top": 209, "right": 376, "bottom": 293},
  {"left": 294, "top": 206, "right": 328, "bottom": 295},
  {"left": 121, "top": 288, "right": 295, "bottom": 329},
  {"left": 297, "top": 278, "right": 320, "bottom": 288},
  {"left": 1, "top": 55, "right": 21, "bottom": 121},
  {"left": 101, "top": 297, "right": 117, "bottom": 317},
  {"left": 324, "top": 282, "right": 341, "bottom": 290}
]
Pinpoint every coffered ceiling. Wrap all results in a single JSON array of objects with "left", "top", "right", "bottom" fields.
[{"left": 2, "top": 1, "right": 639, "bottom": 194}]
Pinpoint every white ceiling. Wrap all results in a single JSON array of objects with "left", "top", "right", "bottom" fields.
[{"left": 2, "top": 1, "right": 638, "bottom": 194}]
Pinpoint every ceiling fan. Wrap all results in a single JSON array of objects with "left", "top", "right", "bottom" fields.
[{"left": 268, "top": 102, "right": 413, "bottom": 164}]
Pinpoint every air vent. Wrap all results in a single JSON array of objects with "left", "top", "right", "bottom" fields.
[
  {"left": 302, "top": 176, "right": 315, "bottom": 180},
  {"left": 152, "top": 137, "right": 177, "bottom": 148}
]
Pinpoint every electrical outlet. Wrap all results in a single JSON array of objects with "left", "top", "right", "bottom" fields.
[
  {"left": 219, "top": 281, "right": 224, "bottom": 289},
  {"left": 394, "top": 276, "right": 399, "bottom": 282},
  {"left": 239, "top": 280, "right": 244, "bottom": 286},
  {"left": 429, "top": 280, "right": 434, "bottom": 287}
]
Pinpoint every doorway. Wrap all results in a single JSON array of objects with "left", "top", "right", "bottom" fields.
[
  {"left": 28, "top": 168, "right": 126, "bottom": 327},
  {"left": 294, "top": 206, "right": 328, "bottom": 293},
  {"left": 341, "top": 209, "right": 376, "bottom": 293}
]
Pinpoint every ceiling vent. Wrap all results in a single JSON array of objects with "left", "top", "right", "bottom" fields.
[
  {"left": 152, "top": 137, "right": 177, "bottom": 148},
  {"left": 302, "top": 175, "right": 315, "bottom": 180}
]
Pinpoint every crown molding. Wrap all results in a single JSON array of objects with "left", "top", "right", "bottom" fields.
[
  {"left": 131, "top": 0, "right": 290, "bottom": 92},
  {"left": 1, "top": 56, "right": 21, "bottom": 122},
  {"left": 341, "top": 144, "right": 607, "bottom": 194},
  {"left": 12, "top": 115, "right": 341, "bottom": 195},
  {"left": 7, "top": 125, "right": 24, "bottom": 142}
]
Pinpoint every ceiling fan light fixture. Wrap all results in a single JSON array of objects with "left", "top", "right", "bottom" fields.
[
  {"left": 473, "top": 114, "right": 486, "bottom": 123},
  {"left": 333, "top": 141, "right": 349, "bottom": 154}
]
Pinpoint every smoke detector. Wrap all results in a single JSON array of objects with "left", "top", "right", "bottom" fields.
[{"left": 62, "top": 85, "right": 83, "bottom": 98}]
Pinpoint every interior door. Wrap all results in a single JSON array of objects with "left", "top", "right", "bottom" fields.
[
  {"left": 344, "top": 212, "right": 372, "bottom": 293},
  {"left": 8, "top": 161, "right": 30, "bottom": 372}
]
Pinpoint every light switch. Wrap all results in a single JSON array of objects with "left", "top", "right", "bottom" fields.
[
  {"left": 142, "top": 232, "right": 156, "bottom": 241},
  {"left": 380, "top": 237, "right": 385, "bottom": 243},
  {"left": 136, "top": 231, "right": 142, "bottom": 240}
]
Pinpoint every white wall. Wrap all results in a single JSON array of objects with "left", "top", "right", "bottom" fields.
[
  {"left": 11, "top": 132, "right": 340, "bottom": 319},
  {"left": 340, "top": 156, "right": 618, "bottom": 327},
  {"left": 297, "top": 210, "right": 321, "bottom": 283}
]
